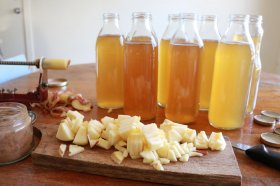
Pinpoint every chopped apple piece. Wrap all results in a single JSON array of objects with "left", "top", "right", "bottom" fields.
[
  {"left": 208, "top": 132, "right": 226, "bottom": 151},
  {"left": 171, "top": 145, "right": 181, "bottom": 158},
  {"left": 66, "top": 110, "right": 84, "bottom": 120},
  {"left": 179, "top": 154, "right": 190, "bottom": 162},
  {"left": 73, "top": 125, "right": 88, "bottom": 145},
  {"left": 167, "top": 149, "right": 177, "bottom": 162},
  {"left": 143, "top": 124, "right": 163, "bottom": 151},
  {"left": 56, "top": 122, "right": 75, "bottom": 141},
  {"left": 127, "top": 130, "right": 144, "bottom": 159},
  {"left": 108, "top": 130, "right": 121, "bottom": 146},
  {"left": 151, "top": 160, "right": 164, "bottom": 171},
  {"left": 194, "top": 131, "right": 209, "bottom": 149},
  {"left": 190, "top": 151, "right": 203, "bottom": 157},
  {"left": 97, "top": 138, "right": 111, "bottom": 150},
  {"left": 140, "top": 150, "right": 157, "bottom": 164},
  {"left": 59, "top": 144, "right": 67, "bottom": 157},
  {"left": 69, "top": 144, "right": 84, "bottom": 156},
  {"left": 71, "top": 118, "right": 83, "bottom": 134},
  {"left": 114, "top": 144, "right": 126, "bottom": 152},
  {"left": 166, "top": 129, "right": 182, "bottom": 142},
  {"left": 88, "top": 124, "right": 101, "bottom": 140},
  {"left": 88, "top": 135, "right": 98, "bottom": 148},
  {"left": 88, "top": 119, "right": 104, "bottom": 133},
  {"left": 156, "top": 142, "right": 169, "bottom": 158},
  {"left": 159, "top": 158, "right": 170, "bottom": 165},
  {"left": 116, "top": 140, "right": 127, "bottom": 147},
  {"left": 101, "top": 116, "right": 115, "bottom": 126},
  {"left": 111, "top": 151, "right": 124, "bottom": 164},
  {"left": 180, "top": 142, "right": 190, "bottom": 154},
  {"left": 171, "top": 141, "right": 185, "bottom": 155},
  {"left": 123, "top": 150, "right": 128, "bottom": 158},
  {"left": 182, "top": 128, "right": 197, "bottom": 143}
]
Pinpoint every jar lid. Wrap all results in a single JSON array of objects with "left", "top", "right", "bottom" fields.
[
  {"left": 253, "top": 115, "right": 276, "bottom": 126},
  {"left": 261, "top": 110, "right": 280, "bottom": 121},
  {"left": 260, "top": 132, "right": 280, "bottom": 148},
  {"left": 48, "top": 78, "right": 68, "bottom": 87},
  {"left": 274, "top": 127, "right": 280, "bottom": 135}
]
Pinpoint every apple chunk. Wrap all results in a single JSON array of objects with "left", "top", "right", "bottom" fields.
[
  {"left": 73, "top": 125, "right": 88, "bottom": 145},
  {"left": 56, "top": 122, "right": 74, "bottom": 141}
]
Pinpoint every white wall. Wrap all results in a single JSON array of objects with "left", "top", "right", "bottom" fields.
[{"left": 28, "top": 0, "right": 280, "bottom": 74}]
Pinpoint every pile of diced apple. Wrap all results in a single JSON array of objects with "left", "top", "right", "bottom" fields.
[{"left": 56, "top": 110, "right": 226, "bottom": 171}]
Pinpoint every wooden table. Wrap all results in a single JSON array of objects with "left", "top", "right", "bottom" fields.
[{"left": 0, "top": 64, "right": 279, "bottom": 185}]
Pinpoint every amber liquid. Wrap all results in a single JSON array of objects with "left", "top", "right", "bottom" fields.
[
  {"left": 199, "top": 40, "right": 219, "bottom": 110},
  {"left": 96, "top": 35, "right": 124, "bottom": 109},
  {"left": 165, "top": 44, "right": 201, "bottom": 123},
  {"left": 209, "top": 42, "right": 253, "bottom": 129},
  {"left": 157, "top": 39, "right": 171, "bottom": 107},
  {"left": 124, "top": 40, "right": 158, "bottom": 120}
]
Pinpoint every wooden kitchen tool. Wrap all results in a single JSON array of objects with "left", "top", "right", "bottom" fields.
[{"left": 32, "top": 124, "right": 242, "bottom": 186}]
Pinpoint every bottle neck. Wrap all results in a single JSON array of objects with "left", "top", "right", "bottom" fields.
[
  {"left": 249, "top": 22, "right": 263, "bottom": 54},
  {"left": 98, "top": 13, "right": 121, "bottom": 36},
  {"left": 171, "top": 15, "right": 203, "bottom": 47},
  {"left": 162, "top": 18, "right": 180, "bottom": 40},
  {"left": 199, "top": 20, "right": 220, "bottom": 41},
  {"left": 132, "top": 18, "right": 152, "bottom": 32},
  {"left": 126, "top": 13, "right": 158, "bottom": 45}
]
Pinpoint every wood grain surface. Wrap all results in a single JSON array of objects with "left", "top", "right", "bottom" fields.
[
  {"left": 0, "top": 64, "right": 280, "bottom": 186},
  {"left": 32, "top": 124, "right": 241, "bottom": 186}
]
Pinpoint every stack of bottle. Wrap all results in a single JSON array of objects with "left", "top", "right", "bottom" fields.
[{"left": 95, "top": 12, "right": 263, "bottom": 130}]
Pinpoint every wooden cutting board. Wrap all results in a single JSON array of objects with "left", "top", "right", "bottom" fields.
[{"left": 32, "top": 124, "right": 242, "bottom": 186}]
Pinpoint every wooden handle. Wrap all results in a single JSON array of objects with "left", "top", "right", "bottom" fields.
[{"left": 42, "top": 59, "right": 70, "bottom": 70}]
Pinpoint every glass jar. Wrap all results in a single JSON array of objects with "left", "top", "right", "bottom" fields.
[
  {"left": 209, "top": 14, "right": 254, "bottom": 130},
  {"left": 124, "top": 12, "right": 158, "bottom": 120},
  {"left": 165, "top": 13, "right": 203, "bottom": 124},
  {"left": 157, "top": 14, "right": 180, "bottom": 107},
  {"left": 0, "top": 102, "right": 33, "bottom": 165},
  {"left": 199, "top": 15, "right": 221, "bottom": 111},
  {"left": 247, "top": 15, "right": 263, "bottom": 114},
  {"left": 96, "top": 13, "right": 124, "bottom": 109}
]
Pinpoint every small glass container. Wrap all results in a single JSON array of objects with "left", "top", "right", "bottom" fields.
[{"left": 0, "top": 102, "right": 33, "bottom": 165}]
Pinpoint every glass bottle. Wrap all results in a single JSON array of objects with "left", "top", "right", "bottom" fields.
[
  {"left": 199, "top": 15, "right": 221, "bottom": 111},
  {"left": 209, "top": 14, "right": 254, "bottom": 130},
  {"left": 96, "top": 13, "right": 124, "bottom": 109},
  {"left": 124, "top": 12, "right": 158, "bottom": 120},
  {"left": 165, "top": 13, "right": 203, "bottom": 124},
  {"left": 247, "top": 15, "right": 263, "bottom": 114},
  {"left": 157, "top": 14, "right": 180, "bottom": 107}
]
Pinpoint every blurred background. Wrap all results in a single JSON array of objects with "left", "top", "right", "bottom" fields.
[{"left": 0, "top": 0, "right": 279, "bottom": 82}]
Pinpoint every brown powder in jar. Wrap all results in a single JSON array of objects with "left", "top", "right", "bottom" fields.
[{"left": 0, "top": 104, "right": 33, "bottom": 163}]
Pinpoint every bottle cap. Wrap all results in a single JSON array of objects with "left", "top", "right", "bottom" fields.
[
  {"left": 254, "top": 115, "right": 276, "bottom": 126},
  {"left": 261, "top": 110, "right": 280, "bottom": 121},
  {"left": 260, "top": 132, "right": 280, "bottom": 148}
]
